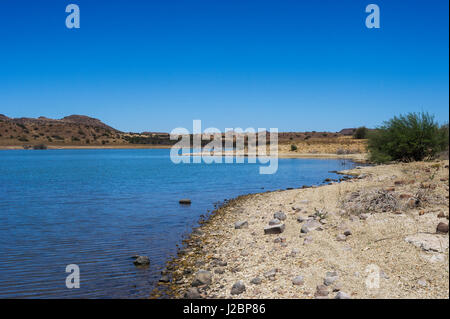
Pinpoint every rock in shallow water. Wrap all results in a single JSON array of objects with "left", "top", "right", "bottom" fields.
[{"left": 133, "top": 256, "right": 150, "bottom": 266}]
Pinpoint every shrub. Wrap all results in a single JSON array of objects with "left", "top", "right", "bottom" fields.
[
  {"left": 353, "top": 126, "right": 368, "bottom": 139},
  {"left": 33, "top": 144, "right": 47, "bottom": 150},
  {"left": 290, "top": 144, "right": 298, "bottom": 151},
  {"left": 368, "top": 112, "right": 449, "bottom": 163}
]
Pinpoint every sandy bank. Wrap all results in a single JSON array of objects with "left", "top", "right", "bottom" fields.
[{"left": 154, "top": 160, "right": 449, "bottom": 299}]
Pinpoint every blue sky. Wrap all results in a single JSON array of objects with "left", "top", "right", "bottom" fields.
[{"left": 0, "top": 0, "right": 448, "bottom": 132}]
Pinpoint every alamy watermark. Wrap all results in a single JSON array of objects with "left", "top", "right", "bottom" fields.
[
  {"left": 169, "top": 120, "right": 279, "bottom": 175},
  {"left": 365, "top": 4, "right": 380, "bottom": 29},
  {"left": 65, "top": 264, "right": 80, "bottom": 289}
]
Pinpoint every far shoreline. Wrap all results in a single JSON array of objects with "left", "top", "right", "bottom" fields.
[{"left": 0, "top": 145, "right": 368, "bottom": 163}]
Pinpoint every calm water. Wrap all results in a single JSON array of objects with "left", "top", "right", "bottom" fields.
[{"left": 0, "top": 149, "right": 356, "bottom": 298}]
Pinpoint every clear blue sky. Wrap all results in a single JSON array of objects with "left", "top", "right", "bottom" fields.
[{"left": 0, "top": 0, "right": 448, "bottom": 132}]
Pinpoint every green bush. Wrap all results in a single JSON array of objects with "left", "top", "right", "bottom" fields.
[
  {"left": 353, "top": 126, "right": 368, "bottom": 139},
  {"left": 290, "top": 144, "right": 298, "bottom": 151},
  {"left": 368, "top": 112, "right": 449, "bottom": 163}
]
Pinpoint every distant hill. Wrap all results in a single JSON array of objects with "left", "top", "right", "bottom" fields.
[
  {"left": 0, "top": 114, "right": 365, "bottom": 150},
  {"left": 0, "top": 114, "right": 129, "bottom": 147}
]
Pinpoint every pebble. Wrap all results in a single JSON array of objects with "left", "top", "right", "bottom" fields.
[
  {"left": 191, "top": 270, "right": 212, "bottom": 287},
  {"left": 343, "top": 229, "right": 352, "bottom": 236},
  {"left": 184, "top": 287, "right": 201, "bottom": 299},
  {"left": 250, "top": 277, "right": 262, "bottom": 285},
  {"left": 315, "top": 284, "right": 329, "bottom": 297},
  {"left": 334, "top": 291, "right": 351, "bottom": 299},
  {"left": 437, "top": 222, "right": 448, "bottom": 234},
  {"left": 301, "top": 220, "right": 321, "bottom": 233},
  {"left": 336, "top": 234, "right": 347, "bottom": 241},
  {"left": 292, "top": 276, "right": 304, "bottom": 286},
  {"left": 230, "top": 281, "right": 246, "bottom": 295},
  {"left": 269, "top": 218, "right": 281, "bottom": 226},
  {"left": 264, "top": 224, "right": 286, "bottom": 235},
  {"left": 214, "top": 268, "right": 225, "bottom": 274},
  {"left": 235, "top": 221, "right": 249, "bottom": 229},
  {"left": 133, "top": 255, "right": 150, "bottom": 266},
  {"left": 274, "top": 211, "right": 287, "bottom": 221},
  {"left": 417, "top": 279, "right": 427, "bottom": 287}
]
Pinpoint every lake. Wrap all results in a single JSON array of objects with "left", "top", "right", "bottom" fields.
[{"left": 0, "top": 149, "right": 356, "bottom": 298}]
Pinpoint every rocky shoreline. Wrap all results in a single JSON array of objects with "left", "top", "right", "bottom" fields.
[{"left": 151, "top": 160, "right": 449, "bottom": 299}]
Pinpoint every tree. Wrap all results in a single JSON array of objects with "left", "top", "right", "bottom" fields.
[
  {"left": 368, "top": 112, "right": 448, "bottom": 163},
  {"left": 353, "top": 126, "right": 368, "bottom": 139}
]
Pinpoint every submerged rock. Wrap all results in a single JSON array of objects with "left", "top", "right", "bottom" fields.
[
  {"left": 437, "top": 222, "right": 448, "bottom": 234},
  {"left": 179, "top": 199, "right": 192, "bottom": 205},
  {"left": 133, "top": 256, "right": 150, "bottom": 266}
]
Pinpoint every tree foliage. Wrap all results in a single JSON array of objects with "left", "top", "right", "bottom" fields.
[{"left": 368, "top": 112, "right": 449, "bottom": 163}]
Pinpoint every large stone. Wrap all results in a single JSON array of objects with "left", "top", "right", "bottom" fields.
[
  {"left": 235, "top": 221, "right": 249, "bottom": 229},
  {"left": 274, "top": 211, "right": 287, "bottom": 221},
  {"left": 405, "top": 234, "right": 449, "bottom": 253},
  {"left": 264, "top": 224, "right": 285, "bottom": 235},
  {"left": 133, "top": 255, "right": 150, "bottom": 266},
  {"left": 192, "top": 270, "right": 212, "bottom": 287},
  {"left": 300, "top": 220, "right": 321, "bottom": 233},
  {"left": 231, "top": 281, "right": 246, "bottom": 295}
]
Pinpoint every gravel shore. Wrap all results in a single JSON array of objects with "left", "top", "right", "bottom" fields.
[{"left": 153, "top": 160, "right": 449, "bottom": 299}]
